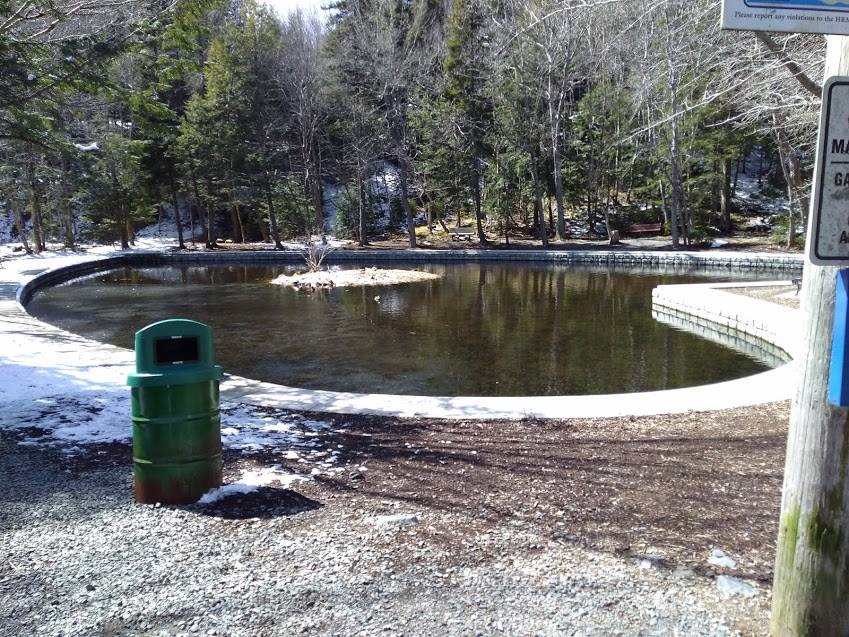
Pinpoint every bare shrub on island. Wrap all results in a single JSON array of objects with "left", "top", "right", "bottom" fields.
[{"left": 302, "top": 226, "right": 334, "bottom": 273}]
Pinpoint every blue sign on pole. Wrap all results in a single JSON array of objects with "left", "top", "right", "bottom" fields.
[
  {"left": 829, "top": 270, "right": 849, "bottom": 406},
  {"left": 723, "top": 0, "right": 849, "bottom": 34}
]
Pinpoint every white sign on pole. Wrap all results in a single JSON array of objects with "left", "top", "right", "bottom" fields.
[
  {"left": 808, "top": 77, "right": 849, "bottom": 265},
  {"left": 722, "top": 0, "right": 849, "bottom": 35}
]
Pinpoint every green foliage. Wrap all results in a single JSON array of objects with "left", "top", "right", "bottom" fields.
[
  {"left": 77, "top": 135, "right": 155, "bottom": 242},
  {"left": 0, "top": 0, "right": 816, "bottom": 251},
  {"left": 566, "top": 82, "right": 640, "bottom": 228},
  {"left": 273, "top": 176, "right": 312, "bottom": 239}
]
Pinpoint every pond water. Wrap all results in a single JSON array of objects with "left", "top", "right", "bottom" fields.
[{"left": 27, "top": 262, "right": 790, "bottom": 397}]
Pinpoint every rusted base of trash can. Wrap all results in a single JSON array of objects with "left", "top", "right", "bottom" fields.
[{"left": 134, "top": 455, "right": 222, "bottom": 505}]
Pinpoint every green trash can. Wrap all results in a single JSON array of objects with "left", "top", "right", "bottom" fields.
[{"left": 127, "top": 319, "right": 224, "bottom": 505}]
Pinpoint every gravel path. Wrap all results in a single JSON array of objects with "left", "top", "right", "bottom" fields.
[{"left": 0, "top": 403, "right": 780, "bottom": 637}]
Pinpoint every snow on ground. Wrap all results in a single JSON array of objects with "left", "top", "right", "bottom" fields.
[
  {"left": 271, "top": 267, "right": 439, "bottom": 289},
  {"left": 734, "top": 150, "right": 793, "bottom": 226},
  {"left": 0, "top": 240, "right": 343, "bottom": 504},
  {"left": 198, "top": 464, "right": 310, "bottom": 504},
  {"left": 0, "top": 385, "right": 345, "bottom": 504},
  {"left": 0, "top": 391, "right": 335, "bottom": 457}
]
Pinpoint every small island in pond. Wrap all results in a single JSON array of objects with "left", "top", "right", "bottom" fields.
[{"left": 271, "top": 267, "right": 441, "bottom": 290}]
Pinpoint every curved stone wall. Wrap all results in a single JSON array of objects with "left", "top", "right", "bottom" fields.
[
  {"left": 15, "top": 250, "right": 803, "bottom": 419},
  {"left": 17, "top": 248, "right": 803, "bottom": 306}
]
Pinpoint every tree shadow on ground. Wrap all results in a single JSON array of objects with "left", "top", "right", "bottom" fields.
[{"left": 309, "top": 407, "right": 789, "bottom": 582}]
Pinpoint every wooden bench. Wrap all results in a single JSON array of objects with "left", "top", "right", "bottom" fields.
[
  {"left": 447, "top": 227, "right": 476, "bottom": 241},
  {"left": 626, "top": 222, "right": 662, "bottom": 237}
]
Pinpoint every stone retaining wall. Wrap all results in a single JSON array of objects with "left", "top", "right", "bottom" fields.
[
  {"left": 652, "top": 282, "right": 800, "bottom": 360},
  {"left": 16, "top": 249, "right": 803, "bottom": 308}
]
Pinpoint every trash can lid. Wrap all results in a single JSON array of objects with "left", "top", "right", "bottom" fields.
[{"left": 127, "top": 319, "right": 224, "bottom": 387}]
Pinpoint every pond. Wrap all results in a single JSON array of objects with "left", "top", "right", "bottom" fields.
[{"left": 27, "top": 262, "right": 790, "bottom": 397}]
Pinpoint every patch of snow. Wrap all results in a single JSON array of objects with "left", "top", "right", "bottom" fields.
[
  {"left": 280, "top": 237, "right": 351, "bottom": 250},
  {"left": 708, "top": 549, "right": 737, "bottom": 568},
  {"left": 715, "top": 575, "right": 757, "bottom": 598},
  {"left": 218, "top": 403, "right": 333, "bottom": 452},
  {"left": 74, "top": 142, "right": 99, "bottom": 152},
  {"left": 710, "top": 239, "right": 729, "bottom": 249},
  {"left": 271, "top": 268, "right": 439, "bottom": 289},
  {"left": 0, "top": 389, "right": 335, "bottom": 457},
  {"left": 373, "top": 513, "right": 420, "bottom": 529},
  {"left": 134, "top": 195, "right": 194, "bottom": 244},
  {"left": 198, "top": 464, "right": 309, "bottom": 505},
  {"left": 707, "top": 549, "right": 737, "bottom": 569},
  {"left": 638, "top": 555, "right": 666, "bottom": 570},
  {"left": 2, "top": 392, "right": 132, "bottom": 449},
  {"left": 734, "top": 148, "right": 792, "bottom": 216}
]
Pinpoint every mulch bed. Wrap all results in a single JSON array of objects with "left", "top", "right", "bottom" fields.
[{"left": 282, "top": 403, "right": 789, "bottom": 582}]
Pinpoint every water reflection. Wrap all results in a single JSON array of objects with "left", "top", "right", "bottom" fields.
[{"left": 28, "top": 262, "right": 789, "bottom": 396}]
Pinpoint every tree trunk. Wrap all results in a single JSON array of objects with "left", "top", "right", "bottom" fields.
[
  {"left": 553, "top": 140, "right": 567, "bottom": 240},
  {"left": 733, "top": 158, "right": 741, "bottom": 196},
  {"left": 193, "top": 203, "right": 206, "bottom": 240},
  {"left": 530, "top": 155, "right": 548, "bottom": 249},
  {"left": 228, "top": 182, "right": 245, "bottom": 244},
  {"left": 791, "top": 152, "right": 810, "bottom": 231},
  {"left": 119, "top": 202, "right": 130, "bottom": 250},
  {"left": 168, "top": 170, "right": 185, "bottom": 250},
  {"left": 264, "top": 176, "right": 284, "bottom": 250},
  {"left": 472, "top": 169, "right": 486, "bottom": 244},
  {"left": 659, "top": 179, "right": 670, "bottom": 229},
  {"left": 775, "top": 130, "right": 797, "bottom": 249},
  {"left": 548, "top": 197, "right": 554, "bottom": 236},
  {"left": 665, "top": 13, "right": 682, "bottom": 250},
  {"left": 399, "top": 159, "right": 416, "bottom": 249},
  {"left": 257, "top": 206, "right": 270, "bottom": 243},
  {"left": 720, "top": 158, "right": 733, "bottom": 234},
  {"left": 775, "top": 116, "right": 807, "bottom": 249},
  {"left": 190, "top": 172, "right": 214, "bottom": 249},
  {"left": 358, "top": 158, "right": 368, "bottom": 247},
  {"left": 61, "top": 155, "right": 74, "bottom": 249},
  {"left": 11, "top": 200, "right": 31, "bottom": 254},
  {"left": 27, "top": 159, "right": 44, "bottom": 253},
  {"left": 311, "top": 145, "right": 325, "bottom": 243},
  {"left": 770, "top": 35, "right": 849, "bottom": 637},
  {"left": 669, "top": 119, "right": 683, "bottom": 250},
  {"left": 188, "top": 201, "right": 196, "bottom": 246},
  {"left": 234, "top": 203, "right": 245, "bottom": 244}
]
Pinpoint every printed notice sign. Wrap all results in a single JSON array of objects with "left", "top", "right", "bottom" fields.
[
  {"left": 809, "top": 77, "right": 849, "bottom": 265},
  {"left": 722, "top": 0, "right": 849, "bottom": 35}
]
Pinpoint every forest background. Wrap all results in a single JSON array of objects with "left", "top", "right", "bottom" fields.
[{"left": 0, "top": 0, "right": 826, "bottom": 253}]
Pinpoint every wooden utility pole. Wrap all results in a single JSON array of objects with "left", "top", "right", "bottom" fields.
[{"left": 771, "top": 35, "right": 849, "bottom": 637}]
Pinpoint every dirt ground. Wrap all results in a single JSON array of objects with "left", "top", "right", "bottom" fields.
[
  {"left": 291, "top": 403, "right": 789, "bottom": 582},
  {"left": 729, "top": 285, "right": 800, "bottom": 309},
  {"left": 45, "top": 400, "right": 787, "bottom": 592}
]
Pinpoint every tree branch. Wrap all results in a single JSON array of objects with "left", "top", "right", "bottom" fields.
[{"left": 754, "top": 32, "right": 822, "bottom": 99}]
